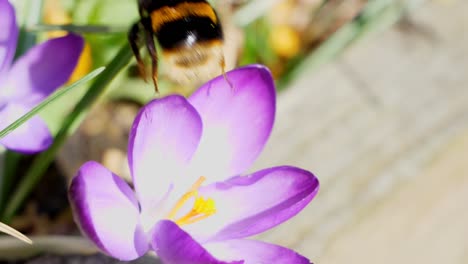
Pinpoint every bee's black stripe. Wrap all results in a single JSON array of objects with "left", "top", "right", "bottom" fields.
[{"left": 156, "top": 16, "right": 223, "bottom": 49}]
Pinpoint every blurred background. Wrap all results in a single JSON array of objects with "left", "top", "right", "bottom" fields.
[{"left": 1, "top": 0, "right": 468, "bottom": 263}]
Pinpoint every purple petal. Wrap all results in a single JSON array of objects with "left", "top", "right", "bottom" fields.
[
  {"left": 188, "top": 65, "right": 275, "bottom": 181},
  {"left": 128, "top": 95, "right": 202, "bottom": 213},
  {"left": 151, "top": 220, "right": 243, "bottom": 264},
  {"left": 4, "top": 34, "right": 83, "bottom": 101},
  {"left": 185, "top": 166, "right": 319, "bottom": 242},
  {"left": 0, "top": 0, "right": 18, "bottom": 79},
  {"left": 0, "top": 103, "right": 52, "bottom": 153},
  {"left": 205, "top": 239, "right": 311, "bottom": 264},
  {"left": 69, "top": 161, "right": 149, "bottom": 261}
]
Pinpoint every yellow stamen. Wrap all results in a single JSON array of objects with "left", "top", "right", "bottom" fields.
[
  {"left": 175, "top": 196, "right": 216, "bottom": 226},
  {"left": 165, "top": 176, "right": 217, "bottom": 226},
  {"left": 166, "top": 176, "right": 206, "bottom": 219}
]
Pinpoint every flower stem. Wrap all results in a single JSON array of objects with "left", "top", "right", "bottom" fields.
[
  {"left": 1, "top": 43, "right": 133, "bottom": 223},
  {"left": 0, "top": 151, "right": 21, "bottom": 212}
]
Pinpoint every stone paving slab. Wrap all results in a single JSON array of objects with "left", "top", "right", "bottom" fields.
[{"left": 252, "top": 1, "right": 468, "bottom": 263}]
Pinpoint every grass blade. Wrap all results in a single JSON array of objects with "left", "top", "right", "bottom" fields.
[
  {"left": 27, "top": 24, "right": 127, "bottom": 34},
  {"left": 0, "top": 221, "right": 32, "bottom": 244},
  {"left": 0, "top": 67, "right": 104, "bottom": 139}
]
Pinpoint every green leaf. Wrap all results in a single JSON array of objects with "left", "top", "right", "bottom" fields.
[{"left": 0, "top": 67, "right": 104, "bottom": 139}]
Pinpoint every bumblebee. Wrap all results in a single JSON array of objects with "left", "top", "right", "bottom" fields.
[{"left": 129, "top": 0, "right": 226, "bottom": 91}]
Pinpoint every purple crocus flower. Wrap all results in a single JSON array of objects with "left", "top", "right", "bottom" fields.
[
  {"left": 69, "top": 65, "right": 319, "bottom": 263},
  {"left": 0, "top": 0, "right": 83, "bottom": 153}
]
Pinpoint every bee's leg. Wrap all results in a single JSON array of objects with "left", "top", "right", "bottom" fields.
[
  {"left": 220, "top": 55, "right": 233, "bottom": 89},
  {"left": 138, "top": 0, "right": 152, "bottom": 17},
  {"left": 128, "top": 22, "right": 147, "bottom": 82},
  {"left": 147, "top": 36, "right": 159, "bottom": 92},
  {"left": 141, "top": 18, "right": 159, "bottom": 92}
]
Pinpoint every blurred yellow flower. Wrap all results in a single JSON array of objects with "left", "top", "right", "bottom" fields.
[
  {"left": 269, "top": 25, "right": 301, "bottom": 58},
  {"left": 268, "top": 0, "right": 301, "bottom": 59}
]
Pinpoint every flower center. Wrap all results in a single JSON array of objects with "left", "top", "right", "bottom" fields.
[{"left": 166, "top": 176, "right": 216, "bottom": 226}]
